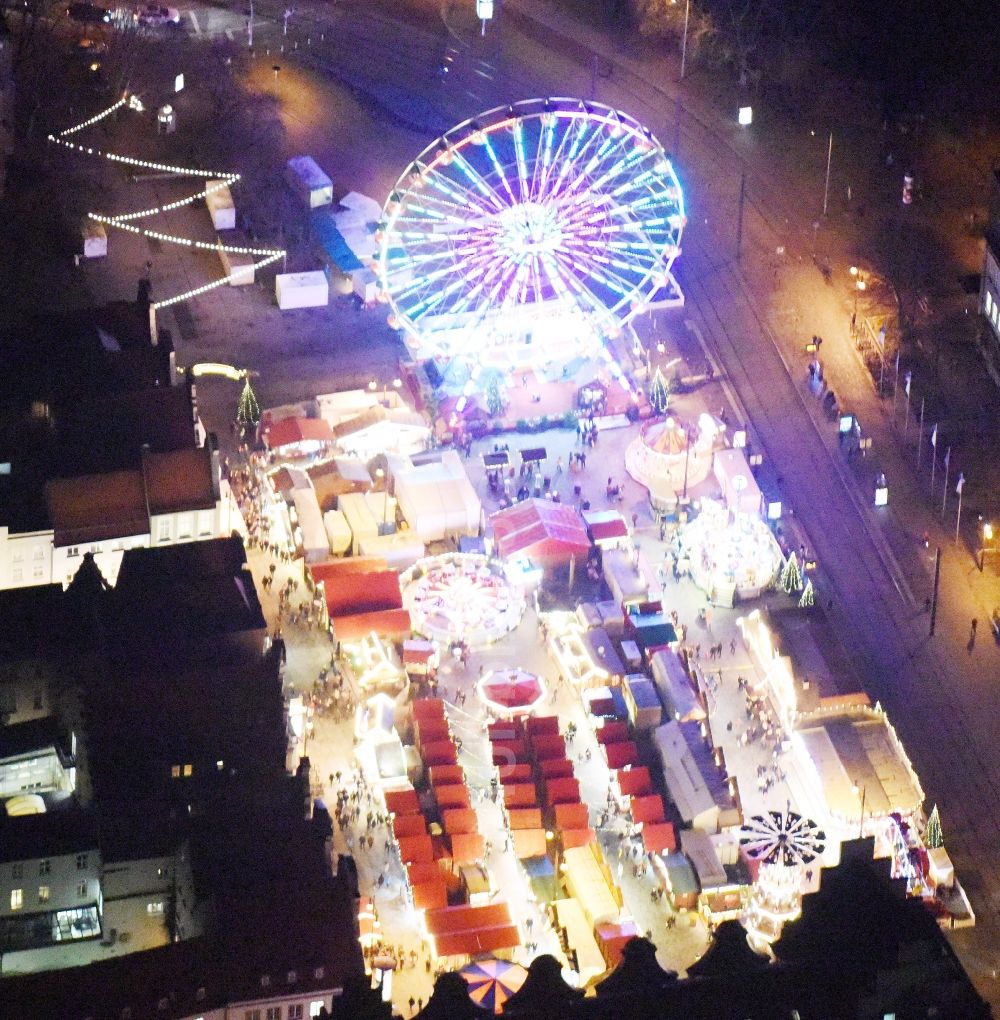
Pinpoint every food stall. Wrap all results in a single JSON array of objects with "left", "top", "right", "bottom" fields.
[{"left": 650, "top": 649, "right": 705, "bottom": 723}]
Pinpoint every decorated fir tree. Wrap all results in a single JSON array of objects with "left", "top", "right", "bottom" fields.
[
  {"left": 925, "top": 804, "right": 944, "bottom": 849},
  {"left": 236, "top": 376, "right": 260, "bottom": 429},
  {"left": 798, "top": 578, "right": 815, "bottom": 608},
  {"left": 486, "top": 376, "right": 504, "bottom": 418},
  {"left": 780, "top": 552, "right": 803, "bottom": 595},
  {"left": 648, "top": 366, "right": 670, "bottom": 416}
]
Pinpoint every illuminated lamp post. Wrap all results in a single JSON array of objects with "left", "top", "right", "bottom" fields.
[{"left": 680, "top": 422, "right": 698, "bottom": 501}]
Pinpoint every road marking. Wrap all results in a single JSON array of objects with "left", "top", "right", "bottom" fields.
[{"left": 188, "top": 9, "right": 200, "bottom": 33}]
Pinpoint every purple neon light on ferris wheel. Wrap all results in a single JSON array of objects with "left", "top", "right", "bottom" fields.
[{"left": 377, "top": 98, "right": 686, "bottom": 356}]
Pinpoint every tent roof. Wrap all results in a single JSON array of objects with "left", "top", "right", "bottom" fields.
[
  {"left": 642, "top": 822, "right": 677, "bottom": 854},
  {"left": 262, "top": 416, "right": 334, "bottom": 450},
  {"left": 490, "top": 498, "right": 590, "bottom": 562}
]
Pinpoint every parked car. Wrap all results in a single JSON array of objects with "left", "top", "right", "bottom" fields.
[
  {"left": 67, "top": 2, "right": 111, "bottom": 23},
  {"left": 134, "top": 2, "right": 179, "bottom": 24}
]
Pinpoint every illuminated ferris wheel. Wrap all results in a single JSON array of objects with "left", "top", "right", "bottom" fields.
[{"left": 378, "top": 98, "right": 686, "bottom": 363}]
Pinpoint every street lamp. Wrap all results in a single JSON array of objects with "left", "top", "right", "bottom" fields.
[
  {"left": 980, "top": 520, "right": 994, "bottom": 572},
  {"left": 850, "top": 266, "right": 866, "bottom": 329},
  {"left": 680, "top": 422, "right": 698, "bottom": 501}
]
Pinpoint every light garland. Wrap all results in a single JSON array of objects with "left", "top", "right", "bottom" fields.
[
  {"left": 57, "top": 95, "right": 129, "bottom": 137},
  {"left": 53, "top": 90, "right": 286, "bottom": 312},
  {"left": 104, "top": 176, "right": 240, "bottom": 224},
  {"left": 49, "top": 133, "right": 235, "bottom": 179},
  {"left": 153, "top": 252, "right": 284, "bottom": 310}
]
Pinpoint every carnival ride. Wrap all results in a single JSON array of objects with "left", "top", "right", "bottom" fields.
[
  {"left": 378, "top": 98, "right": 686, "bottom": 374},
  {"left": 400, "top": 553, "right": 525, "bottom": 648}
]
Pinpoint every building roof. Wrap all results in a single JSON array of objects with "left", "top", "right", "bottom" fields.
[
  {"left": 0, "top": 584, "right": 67, "bottom": 655},
  {"left": 0, "top": 716, "right": 72, "bottom": 764},
  {"left": 490, "top": 498, "right": 591, "bottom": 563},
  {"left": 111, "top": 535, "right": 266, "bottom": 642},
  {"left": 0, "top": 807, "right": 98, "bottom": 863},
  {"left": 796, "top": 708, "right": 924, "bottom": 822},
  {"left": 142, "top": 447, "right": 216, "bottom": 515},
  {"left": 44, "top": 469, "right": 149, "bottom": 547},
  {"left": 262, "top": 416, "right": 335, "bottom": 451}
]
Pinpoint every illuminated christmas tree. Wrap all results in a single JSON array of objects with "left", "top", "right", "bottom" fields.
[
  {"left": 798, "top": 578, "right": 815, "bottom": 608},
  {"left": 237, "top": 376, "right": 260, "bottom": 429},
  {"left": 486, "top": 377, "right": 504, "bottom": 418},
  {"left": 925, "top": 804, "right": 944, "bottom": 849},
  {"left": 648, "top": 366, "right": 670, "bottom": 416},
  {"left": 780, "top": 552, "right": 803, "bottom": 594}
]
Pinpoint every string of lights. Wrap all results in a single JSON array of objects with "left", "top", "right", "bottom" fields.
[
  {"left": 87, "top": 213, "right": 284, "bottom": 258},
  {"left": 52, "top": 91, "right": 286, "bottom": 311},
  {"left": 57, "top": 95, "right": 129, "bottom": 137},
  {"left": 102, "top": 177, "right": 241, "bottom": 224},
  {"left": 152, "top": 251, "right": 284, "bottom": 310}
]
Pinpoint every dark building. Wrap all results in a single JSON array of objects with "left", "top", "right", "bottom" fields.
[
  {"left": 391, "top": 838, "right": 989, "bottom": 1020},
  {"left": 979, "top": 170, "right": 1000, "bottom": 384},
  {"left": 74, "top": 536, "right": 285, "bottom": 819}
]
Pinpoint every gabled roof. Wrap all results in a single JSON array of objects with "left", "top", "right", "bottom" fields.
[
  {"left": 490, "top": 498, "right": 591, "bottom": 562},
  {"left": 142, "top": 447, "right": 216, "bottom": 515},
  {"left": 262, "top": 416, "right": 335, "bottom": 450},
  {"left": 44, "top": 469, "right": 148, "bottom": 547}
]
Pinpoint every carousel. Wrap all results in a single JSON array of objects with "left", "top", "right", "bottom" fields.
[
  {"left": 400, "top": 553, "right": 525, "bottom": 648},
  {"left": 675, "top": 498, "right": 782, "bottom": 606},
  {"left": 624, "top": 413, "right": 719, "bottom": 508},
  {"left": 477, "top": 668, "right": 547, "bottom": 717},
  {"left": 741, "top": 810, "right": 826, "bottom": 954}
]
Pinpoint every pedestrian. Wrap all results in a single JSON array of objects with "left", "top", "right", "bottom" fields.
[
  {"left": 632, "top": 512, "right": 639, "bottom": 530},
  {"left": 730, "top": 638, "right": 737, "bottom": 654},
  {"left": 971, "top": 618, "right": 978, "bottom": 636}
]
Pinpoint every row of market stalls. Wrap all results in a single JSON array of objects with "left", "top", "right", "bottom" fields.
[
  {"left": 736, "top": 607, "right": 975, "bottom": 929},
  {"left": 483, "top": 714, "right": 639, "bottom": 985},
  {"left": 381, "top": 698, "right": 522, "bottom": 960}
]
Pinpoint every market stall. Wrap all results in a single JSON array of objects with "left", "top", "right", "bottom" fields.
[
  {"left": 713, "top": 447, "right": 762, "bottom": 517},
  {"left": 489, "top": 498, "right": 591, "bottom": 568}
]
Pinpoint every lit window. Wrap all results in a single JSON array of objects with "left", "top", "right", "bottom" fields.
[
  {"left": 171, "top": 765, "right": 181, "bottom": 778},
  {"left": 77, "top": 881, "right": 88, "bottom": 898},
  {"left": 217, "top": 760, "right": 224, "bottom": 771},
  {"left": 183, "top": 764, "right": 193, "bottom": 777},
  {"left": 309, "top": 1002, "right": 325, "bottom": 1018},
  {"left": 10, "top": 889, "right": 23, "bottom": 910},
  {"left": 147, "top": 901, "right": 164, "bottom": 915},
  {"left": 39, "top": 860, "right": 51, "bottom": 876},
  {"left": 157, "top": 867, "right": 167, "bottom": 879},
  {"left": 38, "top": 885, "right": 50, "bottom": 903},
  {"left": 76, "top": 853, "right": 88, "bottom": 870}
]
